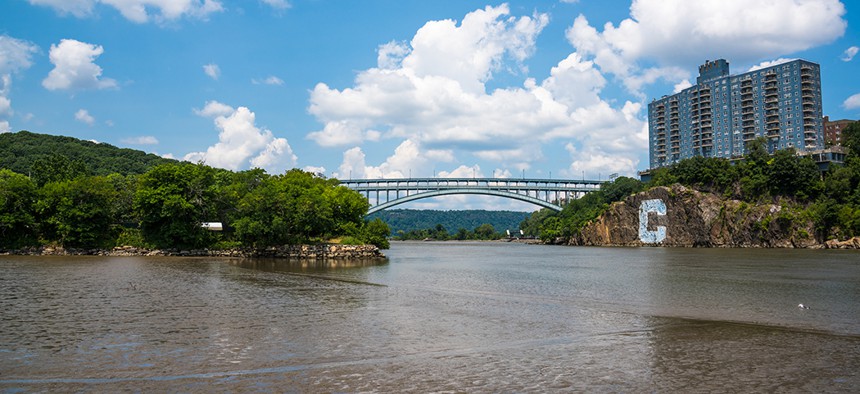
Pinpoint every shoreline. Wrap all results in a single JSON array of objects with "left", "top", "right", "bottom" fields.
[{"left": 0, "top": 244, "right": 387, "bottom": 259}]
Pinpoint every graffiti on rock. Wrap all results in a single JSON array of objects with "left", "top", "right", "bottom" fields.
[{"left": 639, "top": 199, "right": 667, "bottom": 244}]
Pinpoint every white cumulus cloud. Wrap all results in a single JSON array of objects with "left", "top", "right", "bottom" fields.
[
  {"left": 203, "top": 63, "right": 220, "bottom": 80},
  {"left": 29, "top": 0, "right": 224, "bottom": 23},
  {"left": 843, "top": 93, "right": 860, "bottom": 111},
  {"left": 842, "top": 46, "right": 859, "bottom": 62},
  {"left": 252, "top": 76, "right": 284, "bottom": 85},
  {"left": 122, "top": 135, "right": 159, "bottom": 145},
  {"left": 748, "top": 58, "right": 798, "bottom": 72},
  {"left": 74, "top": 109, "right": 95, "bottom": 125},
  {"left": 185, "top": 101, "right": 297, "bottom": 174},
  {"left": 0, "top": 35, "right": 39, "bottom": 131},
  {"left": 309, "top": 4, "right": 648, "bottom": 178},
  {"left": 567, "top": 0, "right": 847, "bottom": 94},
  {"left": 302, "top": 165, "right": 326, "bottom": 176},
  {"left": 43, "top": 39, "right": 117, "bottom": 91}
]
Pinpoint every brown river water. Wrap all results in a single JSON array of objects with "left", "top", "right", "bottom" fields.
[{"left": 1, "top": 242, "right": 859, "bottom": 392}]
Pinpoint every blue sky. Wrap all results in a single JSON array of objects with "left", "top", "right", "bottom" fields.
[{"left": 1, "top": 0, "right": 858, "bottom": 210}]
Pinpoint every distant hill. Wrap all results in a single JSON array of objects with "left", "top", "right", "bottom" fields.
[
  {"left": 368, "top": 209, "right": 533, "bottom": 235},
  {"left": 0, "top": 130, "right": 177, "bottom": 176}
]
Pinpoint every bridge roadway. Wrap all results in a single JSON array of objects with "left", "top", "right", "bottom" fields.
[{"left": 339, "top": 177, "right": 602, "bottom": 214}]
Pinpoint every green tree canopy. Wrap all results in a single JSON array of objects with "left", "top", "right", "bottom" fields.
[{"left": 0, "top": 169, "right": 38, "bottom": 248}]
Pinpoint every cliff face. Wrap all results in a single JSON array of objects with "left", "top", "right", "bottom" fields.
[{"left": 568, "top": 185, "right": 819, "bottom": 248}]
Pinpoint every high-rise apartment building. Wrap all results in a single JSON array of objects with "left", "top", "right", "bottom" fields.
[{"left": 648, "top": 59, "right": 823, "bottom": 169}]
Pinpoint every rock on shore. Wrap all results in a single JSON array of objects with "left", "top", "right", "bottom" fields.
[
  {"left": 1, "top": 244, "right": 386, "bottom": 258},
  {"left": 568, "top": 184, "right": 832, "bottom": 248}
]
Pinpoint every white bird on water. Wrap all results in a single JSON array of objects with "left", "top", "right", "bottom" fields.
[{"left": 798, "top": 303, "right": 810, "bottom": 309}]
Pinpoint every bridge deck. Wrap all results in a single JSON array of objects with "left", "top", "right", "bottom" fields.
[{"left": 340, "top": 177, "right": 601, "bottom": 189}]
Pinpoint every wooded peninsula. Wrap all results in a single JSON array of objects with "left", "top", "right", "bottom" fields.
[{"left": 0, "top": 131, "right": 389, "bottom": 252}]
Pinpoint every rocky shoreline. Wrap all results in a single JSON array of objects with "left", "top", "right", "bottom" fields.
[
  {"left": 563, "top": 184, "right": 860, "bottom": 249},
  {"left": 0, "top": 244, "right": 386, "bottom": 259}
]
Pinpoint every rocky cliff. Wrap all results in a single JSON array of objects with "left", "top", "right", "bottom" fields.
[{"left": 568, "top": 185, "right": 821, "bottom": 248}]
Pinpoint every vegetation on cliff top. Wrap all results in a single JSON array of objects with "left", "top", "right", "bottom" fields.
[
  {"left": 523, "top": 122, "right": 860, "bottom": 243},
  {"left": 0, "top": 134, "right": 390, "bottom": 250}
]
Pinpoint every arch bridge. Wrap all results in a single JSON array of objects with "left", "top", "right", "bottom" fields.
[{"left": 340, "top": 177, "right": 602, "bottom": 214}]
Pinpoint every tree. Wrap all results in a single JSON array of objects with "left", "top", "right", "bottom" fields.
[
  {"left": 37, "top": 176, "right": 117, "bottom": 248},
  {"left": 766, "top": 149, "right": 821, "bottom": 201},
  {"left": 233, "top": 170, "right": 372, "bottom": 247},
  {"left": 360, "top": 218, "right": 391, "bottom": 249},
  {"left": 473, "top": 223, "right": 498, "bottom": 240},
  {"left": 30, "top": 154, "right": 89, "bottom": 187},
  {"left": 0, "top": 169, "right": 38, "bottom": 248},
  {"left": 134, "top": 163, "right": 219, "bottom": 249},
  {"left": 601, "top": 176, "right": 644, "bottom": 203}
]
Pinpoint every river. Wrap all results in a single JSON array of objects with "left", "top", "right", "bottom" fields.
[{"left": 1, "top": 242, "right": 859, "bottom": 392}]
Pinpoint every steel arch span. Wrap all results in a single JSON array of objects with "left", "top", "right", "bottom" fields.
[
  {"left": 339, "top": 177, "right": 601, "bottom": 215},
  {"left": 366, "top": 189, "right": 562, "bottom": 215}
]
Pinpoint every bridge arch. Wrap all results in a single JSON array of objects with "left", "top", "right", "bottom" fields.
[
  {"left": 366, "top": 189, "right": 563, "bottom": 215},
  {"left": 341, "top": 177, "right": 601, "bottom": 215}
]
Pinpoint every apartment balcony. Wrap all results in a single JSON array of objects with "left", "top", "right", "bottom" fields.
[
  {"left": 801, "top": 64, "right": 812, "bottom": 71},
  {"left": 764, "top": 82, "right": 777, "bottom": 89}
]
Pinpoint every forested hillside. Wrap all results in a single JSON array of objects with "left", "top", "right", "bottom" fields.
[
  {"left": 0, "top": 130, "right": 176, "bottom": 177},
  {"left": 368, "top": 209, "right": 531, "bottom": 235}
]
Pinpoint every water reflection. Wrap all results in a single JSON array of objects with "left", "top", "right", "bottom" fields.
[
  {"left": 1, "top": 245, "right": 858, "bottom": 392},
  {"left": 232, "top": 257, "right": 388, "bottom": 274}
]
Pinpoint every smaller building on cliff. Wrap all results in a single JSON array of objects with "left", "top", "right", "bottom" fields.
[{"left": 823, "top": 116, "right": 857, "bottom": 146}]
